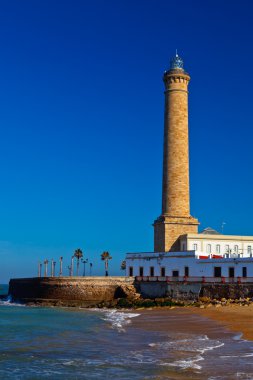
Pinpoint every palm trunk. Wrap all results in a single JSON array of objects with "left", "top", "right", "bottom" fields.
[{"left": 77, "top": 259, "right": 79, "bottom": 276}]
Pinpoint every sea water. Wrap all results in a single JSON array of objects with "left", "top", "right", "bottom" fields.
[{"left": 1, "top": 292, "right": 253, "bottom": 379}]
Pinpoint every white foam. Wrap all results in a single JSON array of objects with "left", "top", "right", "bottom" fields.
[
  {"left": 93, "top": 309, "right": 140, "bottom": 332},
  {"left": 161, "top": 354, "right": 204, "bottom": 370},
  {"left": 0, "top": 295, "right": 25, "bottom": 307},
  {"left": 149, "top": 335, "right": 224, "bottom": 354}
]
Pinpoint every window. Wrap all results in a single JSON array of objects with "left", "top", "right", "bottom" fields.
[
  {"left": 193, "top": 244, "right": 198, "bottom": 251},
  {"left": 206, "top": 244, "right": 211, "bottom": 254},
  {"left": 150, "top": 267, "right": 154, "bottom": 277},
  {"left": 214, "top": 267, "right": 222, "bottom": 277},
  {"left": 161, "top": 267, "right": 165, "bottom": 277},
  {"left": 229, "top": 267, "right": 235, "bottom": 278},
  {"left": 129, "top": 267, "right": 133, "bottom": 276},
  {"left": 225, "top": 245, "right": 230, "bottom": 253},
  {"left": 242, "top": 267, "right": 247, "bottom": 278},
  {"left": 247, "top": 246, "right": 252, "bottom": 255},
  {"left": 139, "top": 267, "right": 144, "bottom": 276},
  {"left": 184, "top": 266, "right": 189, "bottom": 277},
  {"left": 216, "top": 244, "right": 220, "bottom": 253},
  {"left": 172, "top": 270, "right": 179, "bottom": 277},
  {"left": 234, "top": 245, "right": 238, "bottom": 253}
]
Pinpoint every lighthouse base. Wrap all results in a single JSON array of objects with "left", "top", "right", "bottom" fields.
[{"left": 153, "top": 215, "right": 199, "bottom": 252}]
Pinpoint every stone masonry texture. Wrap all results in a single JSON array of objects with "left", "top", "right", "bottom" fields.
[{"left": 154, "top": 68, "right": 198, "bottom": 252}]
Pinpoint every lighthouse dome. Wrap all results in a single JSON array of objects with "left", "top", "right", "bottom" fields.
[{"left": 170, "top": 53, "right": 184, "bottom": 70}]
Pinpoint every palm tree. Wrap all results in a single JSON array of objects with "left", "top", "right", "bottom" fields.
[
  {"left": 101, "top": 251, "right": 112, "bottom": 277},
  {"left": 120, "top": 260, "right": 126, "bottom": 275},
  {"left": 74, "top": 248, "right": 83, "bottom": 276}
]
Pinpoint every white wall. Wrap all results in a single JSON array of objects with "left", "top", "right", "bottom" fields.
[
  {"left": 186, "top": 237, "right": 253, "bottom": 256},
  {"left": 126, "top": 253, "right": 253, "bottom": 278}
]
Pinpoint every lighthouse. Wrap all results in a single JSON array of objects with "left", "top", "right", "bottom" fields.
[{"left": 153, "top": 53, "right": 199, "bottom": 252}]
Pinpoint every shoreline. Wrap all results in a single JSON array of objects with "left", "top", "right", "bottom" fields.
[
  {"left": 3, "top": 293, "right": 253, "bottom": 341},
  {"left": 131, "top": 304, "right": 253, "bottom": 341},
  {"left": 190, "top": 304, "right": 253, "bottom": 341}
]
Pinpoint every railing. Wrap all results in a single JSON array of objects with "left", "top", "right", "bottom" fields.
[{"left": 135, "top": 276, "right": 253, "bottom": 284}]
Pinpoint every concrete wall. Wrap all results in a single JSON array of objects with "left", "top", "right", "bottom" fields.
[
  {"left": 9, "top": 277, "right": 135, "bottom": 306},
  {"left": 138, "top": 281, "right": 253, "bottom": 301}
]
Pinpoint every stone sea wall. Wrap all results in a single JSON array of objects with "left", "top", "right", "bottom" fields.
[
  {"left": 9, "top": 277, "right": 253, "bottom": 307},
  {"left": 9, "top": 277, "right": 136, "bottom": 307}
]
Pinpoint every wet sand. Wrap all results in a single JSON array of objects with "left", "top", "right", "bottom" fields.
[
  {"left": 132, "top": 307, "right": 233, "bottom": 340},
  {"left": 130, "top": 307, "right": 253, "bottom": 379},
  {"left": 133, "top": 304, "right": 253, "bottom": 341},
  {"left": 191, "top": 304, "right": 253, "bottom": 341}
]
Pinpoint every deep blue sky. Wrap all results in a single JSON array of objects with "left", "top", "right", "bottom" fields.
[{"left": 1, "top": 0, "right": 253, "bottom": 282}]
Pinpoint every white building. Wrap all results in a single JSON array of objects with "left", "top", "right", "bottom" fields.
[
  {"left": 180, "top": 227, "right": 253, "bottom": 257},
  {"left": 126, "top": 249, "right": 253, "bottom": 281},
  {"left": 126, "top": 227, "right": 253, "bottom": 281}
]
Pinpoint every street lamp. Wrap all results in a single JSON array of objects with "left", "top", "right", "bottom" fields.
[
  {"left": 59, "top": 257, "right": 63, "bottom": 277},
  {"left": 38, "top": 262, "right": 42, "bottom": 277},
  {"left": 44, "top": 259, "right": 49, "bottom": 277}
]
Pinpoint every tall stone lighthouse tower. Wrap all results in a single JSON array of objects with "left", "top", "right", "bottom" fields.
[{"left": 154, "top": 53, "right": 199, "bottom": 252}]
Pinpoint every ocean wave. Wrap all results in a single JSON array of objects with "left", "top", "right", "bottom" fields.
[
  {"left": 149, "top": 334, "right": 224, "bottom": 355},
  {"left": 0, "top": 295, "right": 25, "bottom": 307},
  {"left": 161, "top": 354, "right": 204, "bottom": 370},
  {"left": 92, "top": 309, "right": 140, "bottom": 332}
]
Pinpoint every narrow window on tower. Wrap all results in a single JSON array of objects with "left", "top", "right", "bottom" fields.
[
  {"left": 193, "top": 243, "right": 198, "bottom": 251},
  {"left": 139, "top": 267, "right": 144, "bottom": 277},
  {"left": 150, "top": 267, "right": 154, "bottom": 277},
  {"left": 206, "top": 244, "right": 211, "bottom": 254},
  {"left": 234, "top": 245, "right": 238, "bottom": 254},
  {"left": 216, "top": 244, "right": 220, "bottom": 253},
  {"left": 247, "top": 246, "right": 252, "bottom": 255}
]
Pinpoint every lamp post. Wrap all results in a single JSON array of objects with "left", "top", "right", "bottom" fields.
[
  {"left": 81, "top": 258, "right": 88, "bottom": 276},
  {"left": 44, "top": 259, "right": 49, "bottom": 277},
  {"left": 51, "top": 259, "right": 54, "bottom": 277},
  {"left": 59, "top": 257, "right": 63, "bottom": 277},
  {"left": 38, "top": 262, "right": 42, "bottom": 277}
]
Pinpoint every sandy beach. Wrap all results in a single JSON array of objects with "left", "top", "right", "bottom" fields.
[
  {"left": 191, "top": 303, "right": 253, "bottom": 341},
  {"left": 133, "top": 304, "right": 253, "bottom": 341}
]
